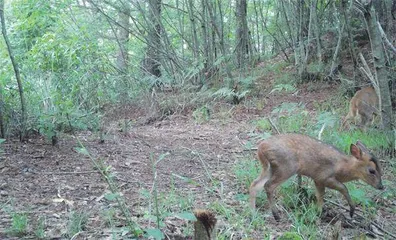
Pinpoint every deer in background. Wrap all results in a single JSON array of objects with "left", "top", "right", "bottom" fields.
[
  {"left": 342, "top": 86, "right": 379, "bottom": 131},
  {"left": 249, "top": 133, "right": 383, "bottom": 221}
]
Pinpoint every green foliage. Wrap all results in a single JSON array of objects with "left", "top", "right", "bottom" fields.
[
  {"left": 307, "top": 62, "right": 324, "bottom": 73},
  {"left": 0, "top": 139, "right": 5, "bottom": 154},
  {"left": 270, "top": 84, "right": 296, "bottom": 94},
  {"left": 76, "top": 144, "right": 143, "bottom": 237},
  {"left": 7, "top": 212, "right": 28, "bottom": 237},
  {"left": 66, "top": 211, "right": 88, "bottom": 238},
  {"left": 234, "top": 158, "right": 261, "bottom": 190},
  {"left": 278, "top": 232, "right": 303, "bottom": 240},
  {"left": 254, "top": 118, "right": 272, "bottom": 132},
  {"left": 285, "top": 201, "right": 320, "bottom": 239},
  {"left": 144, "top": 228, "right": 164, "bottom": 240},
  {"left": 262, "top": 62, "right": 290, "bottom": 76},
  {"left": 321, "top": 129, "right": 391, "bottom": 154},
  {"left": 34, "top": 217, "right": 46, "bottom": 239},
  {"left": 212, "top": 87, "right": 249, "bottom": 103},
  {"left": 271, "top": 102, "right": 310, "bottom": 133},
  {"left": 192, "top": 105, "right": 211, "bottom": 123}
]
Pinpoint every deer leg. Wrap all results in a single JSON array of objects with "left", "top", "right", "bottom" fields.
[
  {"left": 325, "top": 179, "right": 355, "bottom": 217},
  {"left": 264, "top": 166, "right": 294, "bottom": 221},
  {"left": 314, "top": 181, "right": 325, "bottom": 209},
  {"left": 249, "top": 169, "right": 270, "bottom": 209}
]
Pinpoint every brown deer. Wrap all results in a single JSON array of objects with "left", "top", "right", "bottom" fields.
[
  {"left": 342, "top": 86, "right": 379, "bottom": 130},
  {"left": 249, "top": 134, "right": 383, "bottom": 221}
]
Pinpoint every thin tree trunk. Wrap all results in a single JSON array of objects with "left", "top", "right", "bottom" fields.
[
  {"left": 365, "top": 2, "right": 393, "bottom": 129},
  {"left": 207, "top": 0, "right": 233, "bottom": 79},
  {"left": 297, "top": 0, "right": 308, "bottom": 80},
  {"left": 145, "top": 0, "right": 162, "bottom": 78},
  {"left": 187, "top": 0, "right": 202, "bottom": 84},
  {"left": 304, "top": 0, "right": 314, "bottom": 64},
  {"left": 235, "top": 0, "right": 249, "bottom": 68},
  {"left": 201, "top": 0, "right": 210, "bottom": 82},
  {"left": 0, "top": 83, "right": 4, "bottom": 138},
  {"left": 342, "top": 0, "right": 358, "bottom": 68},
  {"left": 116, "top": 4, "right": 130, "bottom": 74},
  {"left": 329, "top": 0, "right": 348, "bottom": 77},
  {"left": 280, "top": 0, "right": 296, "bottom": 53},
  {"left": 0, "top": 1, "right": 27, "bottom": 141},
  {"left": 253, "top": 0, "right": 260, "bottom": 55},
  {"left": 311, "top": 0, "right": 322, "bottom": 63}
]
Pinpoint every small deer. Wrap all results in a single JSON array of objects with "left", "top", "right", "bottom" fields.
[
  {"left": 249, "top": 134, "right": 383, "bottom": 221},
  {"left": 342, "top": 86, "right": 378, "bottom": 130}
]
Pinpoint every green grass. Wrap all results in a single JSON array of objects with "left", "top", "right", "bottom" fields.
[
  {"left": 34, "top": 216, "right": 46, "bottom": 239},
  {"left": 7, "top": 212, "right": 28, "bottom": 237},
  {"left": 66, "top": 210, "right": 89, "bottom": 238}
]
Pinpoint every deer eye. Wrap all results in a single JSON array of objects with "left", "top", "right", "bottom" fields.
[{"left": 369, "top": 168, "right": 376, "bottom": 175}]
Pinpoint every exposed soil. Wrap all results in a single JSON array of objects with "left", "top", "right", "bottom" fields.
[{"left": 0, "top": 80, "right": 395, "bottom": 239}]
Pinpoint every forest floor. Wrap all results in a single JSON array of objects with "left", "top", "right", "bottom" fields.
[{"left": 1, "top": 76, "right": 396, "bottom": 239}]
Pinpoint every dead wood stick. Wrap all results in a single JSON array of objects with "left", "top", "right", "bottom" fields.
[
  {"left": 328, "top": 200, "right": 396, "bottom": 239},
  {"left": 32, "top": 170, "right": 99, "bottom": 175},
  {"left": 268, "top": 117, "right": 280, "bottom": 134}
]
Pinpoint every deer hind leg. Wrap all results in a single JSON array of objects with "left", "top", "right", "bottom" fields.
[
  {"left": 249, "top": 167, "right": 270, "bottom": 209},
  {"left": 359, "top": 112, "right": 372, "bottom": 131},
  {"left": 264, "top": 165, "right": 295, "bottom": 221},
  {"left": 342, "top": 108, "right": 356, "bottom": 130}
]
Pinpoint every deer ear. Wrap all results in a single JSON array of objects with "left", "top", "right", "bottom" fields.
[{"left": 350, "top": 144, "right": 362, "bottom": 159}]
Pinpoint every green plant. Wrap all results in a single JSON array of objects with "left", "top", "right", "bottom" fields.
[
  {"left": 322, "top": 128, "right": 391, "bottom": 154},
  {"left": 307, "top": 61, "right": 324, "bottom": 73},
  {"left": 254, "top": 118, "right": 272, "bottom": 132},
  {"left": 270, "top": 84, "right": 296, "bottom": 94},
  {"left": 212, "top": 87, "right": 249, "bottom": 104},
  {"left": 0, "top": 138, "right": 5, "bottom": 153},
  {"left": 274, "top": 73, "right": 295, "bottom": 85},
  {"left": 192, "top": 105, "right": 211, "bottom": 123},
  {"left": 7, "top": 212, "right": 28, "bottom": 237},
  {"left": 278, "top": 232, "right": 303, "bottom": 240},
  {"left": 271, "top": 102, "right": 310, "bottom": 133},
  {"left": 76, "top": 144, "right": 143, "bottom": 237},
  {"left": 150, "top": 152, "right": 170, "bottom": 229},
  {"left": 34, "top": 216, "right": 46, "bottom": 239},
  {"left": 234, "top": 158, "right": 261, "bottom": 190},
  {"left": 287, "top": 202, "right": 320, "bottom": 239},
  {"left": 66, "top": 210, "right": 89, "bottom": 238}
]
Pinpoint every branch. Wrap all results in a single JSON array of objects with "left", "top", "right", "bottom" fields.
[
  {"left": 328, "top": 200, "right": 396, "bottom": 239},
  {"left": 377, "top": 21, "right": 396, "bottom": 55}
]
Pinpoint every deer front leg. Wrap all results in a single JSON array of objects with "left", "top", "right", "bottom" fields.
[
  {"left": 326, "top": 179, "right": 355, "bottom": 217},
  {"left": 314, "top": 181, "right": 325, "bottom": 209}
]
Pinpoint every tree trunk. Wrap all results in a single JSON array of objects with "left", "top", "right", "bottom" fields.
[
  {"left": 0, "top": 83, "right": 4, "bottom": 138},
  {"left": 145, "top": 0, "right": 162, "bottom": 78},
  {"left": 116, "top": 5, "right": 130, "bottom": 74},
  {"left": 297, "top": 0, "right": 308, "bottom": 80},
  {"left": 235, "top": 0, "right": 249, "bottom": 68},
  {"left": 187, "top": 0, "right": 202, "bottom": 84},
  {"left": 0, "top": 1, "right": 27, "bottom": 141},
  {"left": 365, "top": 2, "right": 393, "bottom": 129},
  {"left": 329, "top": 0, "right": 354, "bottom": 77},
  {"left": 311, "top": 0, "right": 322, "bottom": 63}
]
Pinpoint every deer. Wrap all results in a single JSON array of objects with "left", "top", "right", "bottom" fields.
[
  {"left": 249, "top": 133, "right": 384, "bottom": 221},
  {"left": 342, "top": 86, "right": 379, "bottom": 131}
]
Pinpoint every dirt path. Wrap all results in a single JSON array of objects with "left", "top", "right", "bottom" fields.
[{"left": 0, "top": 112, "right": 258, "bottom": 239}]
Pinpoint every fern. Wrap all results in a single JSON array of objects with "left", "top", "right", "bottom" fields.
[{"left": 270, "top": 84, "right": 296, "bottom": 94}]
